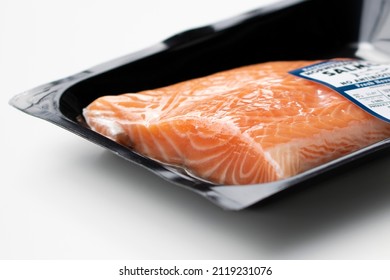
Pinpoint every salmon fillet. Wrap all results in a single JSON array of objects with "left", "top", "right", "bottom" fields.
[{"left": 83, "top": 61, "right": 390, "bottom": 185}]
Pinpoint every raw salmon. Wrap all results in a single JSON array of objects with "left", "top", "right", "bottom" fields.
[{"left": 83, "top": 61, "right": 390, "bottom": 185}]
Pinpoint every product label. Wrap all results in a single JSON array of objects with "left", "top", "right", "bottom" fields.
[{"left": 289, "top": 59, "right": 390, "bottom": 123}]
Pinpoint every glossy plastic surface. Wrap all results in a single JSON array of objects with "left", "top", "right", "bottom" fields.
[{"left": 9, "top": 0, "right": 390, "bottom": 210}]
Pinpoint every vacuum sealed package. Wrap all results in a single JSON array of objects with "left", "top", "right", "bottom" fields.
[{"left": 10, "top": 0, "right": 390, "bottom": 210}]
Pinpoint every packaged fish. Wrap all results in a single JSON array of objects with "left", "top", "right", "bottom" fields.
[{"left": 9, "top": 0, "right": 390, "bottom": 209}]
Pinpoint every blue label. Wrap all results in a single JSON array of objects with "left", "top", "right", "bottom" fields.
[{"left": 289, "top": 59, "right": 390, "bottom": 123}]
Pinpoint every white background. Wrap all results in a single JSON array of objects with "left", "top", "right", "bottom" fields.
[{"left": 1, "top": 0, "right": 390, "bottom": 260}]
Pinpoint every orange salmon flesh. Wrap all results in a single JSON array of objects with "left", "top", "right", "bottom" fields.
[{"left": 83, "top": 61, "right": 390, "bottom": 185}]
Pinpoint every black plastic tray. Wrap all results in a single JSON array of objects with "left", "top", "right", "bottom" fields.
[{"left": 10, "top": 0, "right": 390, "bottom": 210}]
